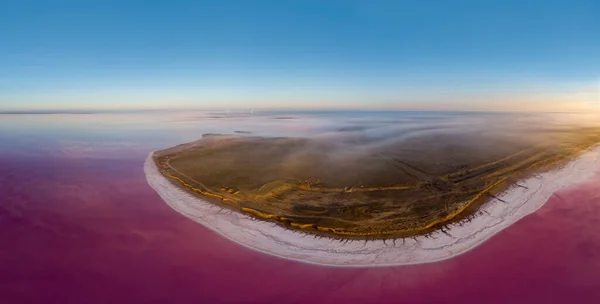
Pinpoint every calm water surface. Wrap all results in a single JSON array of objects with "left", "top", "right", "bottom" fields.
[{"left": 1, "top": 111, "right": 599, "bottom": 303}]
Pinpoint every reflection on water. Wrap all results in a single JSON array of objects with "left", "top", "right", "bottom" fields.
[
  {"left": 1, "top": 110, "right": 600, "bottom": 303},
  {"left": 1, "top": 110, "right": 599, "bottom": 159}
]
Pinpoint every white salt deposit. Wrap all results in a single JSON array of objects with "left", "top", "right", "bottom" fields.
[{"left": 144, "top": 147, "right": 600, "bottom": 267}]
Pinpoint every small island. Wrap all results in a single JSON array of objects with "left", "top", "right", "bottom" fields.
[{"left": 144, "top": 125, "right": 600, "bottom": 266}]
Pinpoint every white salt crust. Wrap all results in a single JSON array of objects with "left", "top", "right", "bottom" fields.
[{"left": 144, "top": 147, "right": 600, "bottom": 267}]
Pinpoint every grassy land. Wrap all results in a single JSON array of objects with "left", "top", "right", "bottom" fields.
[{"left": 154, "top": 128, "right": 600, "bottom": 240}]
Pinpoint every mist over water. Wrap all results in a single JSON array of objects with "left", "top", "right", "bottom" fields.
[
  {"left": 1, "top": 110, "right": 600, "bottom": 303},
  {"left": 2, "top": 110, "right": 598, "bottom": 160}
]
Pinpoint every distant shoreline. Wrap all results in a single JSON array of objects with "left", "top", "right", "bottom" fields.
[
  {"left": 3, "top": 109, "right": 596, "bottom": 115},
  {"left": 144, "top": 147, "right": 600, "bottom": 267}
]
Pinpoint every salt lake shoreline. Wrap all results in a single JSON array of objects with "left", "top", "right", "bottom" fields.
[{"left": 144, "top": 147, "right": 600, "bottom": 267}]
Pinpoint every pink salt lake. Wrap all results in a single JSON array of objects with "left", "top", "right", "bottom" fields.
[{"left": 1, "top": 112, "right": 599, "bottom": 304}]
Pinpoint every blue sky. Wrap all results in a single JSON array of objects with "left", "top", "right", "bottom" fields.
[{"left": 1, "top": 0, "right": 599, "bottom": 111}]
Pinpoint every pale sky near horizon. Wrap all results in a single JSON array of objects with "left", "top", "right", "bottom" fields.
[{"left": 1, "top": 1, "right": 599, "bottom": 112}]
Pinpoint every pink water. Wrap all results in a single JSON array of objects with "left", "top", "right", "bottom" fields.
[{"left": 1, "top": 113, "right": 599, "bottom": 303}]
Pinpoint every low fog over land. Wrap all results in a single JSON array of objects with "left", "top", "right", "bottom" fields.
[{"left": 153, "top": 111, "right": 600, "bottom": 239}]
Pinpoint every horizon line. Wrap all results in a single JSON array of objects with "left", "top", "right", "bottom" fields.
[{"left": 0, "top": 107, "right": 593, "bottom": 115}]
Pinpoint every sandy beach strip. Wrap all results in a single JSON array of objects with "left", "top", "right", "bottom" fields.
[{"left": 144, "top": 146, "right": 600, "bottom": 267}]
